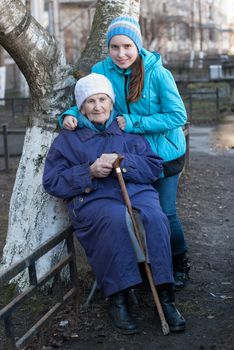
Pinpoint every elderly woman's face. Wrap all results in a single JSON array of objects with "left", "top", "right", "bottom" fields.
[{"left": 81, "top": 93, "right": 113, "bottom": 125}]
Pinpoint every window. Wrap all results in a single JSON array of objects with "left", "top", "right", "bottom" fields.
[
  {"left": 209, "top": 29, "right": 215, "bottom": 41},
  {"left": 179, "top": 23, "right": 189, "bottom": 41},
  {"left": 209, "top": 5, "right": 213, "bottom": 20}
]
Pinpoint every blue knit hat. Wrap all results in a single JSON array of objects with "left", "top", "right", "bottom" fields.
[{"left": 107, "top": 16, "right": 142, "bottom": 51}]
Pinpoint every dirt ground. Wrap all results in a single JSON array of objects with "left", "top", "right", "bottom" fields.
[{"left": 0, "top": 149, "right": 234, "bottom": 350}]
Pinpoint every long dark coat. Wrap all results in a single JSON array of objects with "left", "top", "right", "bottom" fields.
[{"left": 43, "top": 120, "right": 173, "bottom": 296}]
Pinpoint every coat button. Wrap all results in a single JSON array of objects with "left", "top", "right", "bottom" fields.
[
  {"left": 122, "top": 167, "right": 127, "bottom": 173},
  {"left": 85, "top": 187, "right": 91, "bottom": 193},
  {"left": 79, "top": 197, "right": 84, "bottom": 202},
  {"left": 134, "top": 122, "right": 140, "bottom": 128}
]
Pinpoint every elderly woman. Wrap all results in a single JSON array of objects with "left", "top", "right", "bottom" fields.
[{"left": 43, "top": 73, "right": 185, "bottom": 335}]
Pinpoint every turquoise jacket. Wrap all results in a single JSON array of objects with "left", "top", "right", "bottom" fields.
[{"left": 59, "top": 49, "right": 187, "bottom": 176}]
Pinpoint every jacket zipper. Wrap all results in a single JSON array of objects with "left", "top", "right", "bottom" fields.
[
  {"left": 161, "top": 132, "right": 178, "bottom": 150},
  {"left": 124, "top": 72, "right": 131, "bottom": 114}
]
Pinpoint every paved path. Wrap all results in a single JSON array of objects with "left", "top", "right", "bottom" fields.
[{"left": 190, "top": 115, "right": 234, "bottom": 155}]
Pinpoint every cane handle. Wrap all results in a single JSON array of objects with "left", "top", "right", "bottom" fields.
[{"left": 113, "top": 154, "right": 124, "bottom": 169}]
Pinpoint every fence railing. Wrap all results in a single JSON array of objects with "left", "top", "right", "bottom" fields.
[
  {"left": 0, "top": 98, "right": 31, "bottom": 119},
  {"left": 0, "top": 226, "right": 78, "bottom": 350},
  {"left": 166, "top": 57, "right": 234, "bottom": 71},
  {"left": 0, "top": 123, "right": 25, "bottom": 171},
  {"left": 0, "top": 89, "right": 223, "bottom": 122},
  {"left": 181, "top": 88, "right": 220, "bottom": 121},
  {"left": 0, "top": 122, "right": 191, "bottom": 171}
]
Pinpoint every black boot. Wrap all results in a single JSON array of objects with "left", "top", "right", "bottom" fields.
[
  {"left": 108, "top": 290, "right": 140, "bottom": 334},
  {"left": 158, "top": 287, "right": 186, "bottom": 332},
  {"left": 173, "top": 253, "right": 190, "bottom": 291}
]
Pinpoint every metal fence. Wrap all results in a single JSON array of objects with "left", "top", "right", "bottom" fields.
[
  {"left": 0, "top": 88, "right": 224, "bottom": 123},
  {"left": 0, "top": 123, "right": 190, "bottom": 172},
  {"left": 1, "top": 89, "right": 222, "bottom": 171},
  {"left": 181, "top": 88, "right": 220, "bottom": 122},
  {"left": 0, "top": 226, "right": 78, "bottom": 350},
  {"left": 0, "top": 98, "right": 31, "bottom": 120},
  {"left": 0, "top": 124, "right": 25, "bottom": 171}
]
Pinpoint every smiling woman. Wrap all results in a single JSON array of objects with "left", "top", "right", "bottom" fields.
[
  {"left": 80, "top": 94, "right": 113, "bottom": 125},
  {"left": 74, "top": 73, "right": 115, "bottom": 126},
  {"left": 43, "top": 72, "right": 186, "bottom": 335},
  {"left": 109, "top": 35, "right": 139, "bottom": 69},
  {"left": 58, "top": 16, "right": 190, "bottom": 291}
]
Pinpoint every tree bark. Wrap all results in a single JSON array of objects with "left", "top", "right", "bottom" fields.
[
  {"left": 0, "top": 0, "right": 140, "bottom": 289},
  {"left": 0, "top": 0, "right": 75, "bottom": 288},
  {"left": 0, "top": 0, "right": 75, "bottom": 128},
  {"left": 0, "top": 46, "right": 4, "bottom": 66}
]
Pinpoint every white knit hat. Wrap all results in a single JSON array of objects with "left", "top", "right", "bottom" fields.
[{"left": 74, "top": 73, "right": 115, "bottom": 109}]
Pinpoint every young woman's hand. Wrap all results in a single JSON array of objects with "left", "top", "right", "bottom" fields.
[
  {"left": 116, "top": 116, "right": 126, "bottom": 131},
  {"left": 63, "top": 115, "right": 78, "bottom": 130}
]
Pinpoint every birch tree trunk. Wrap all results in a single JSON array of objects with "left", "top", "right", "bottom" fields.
[
  {"left": 0, "top": 0, "right": 140, "bottom": 289},
  {"left": 0, "top": 0, "right": 76, "bottom": 288}
]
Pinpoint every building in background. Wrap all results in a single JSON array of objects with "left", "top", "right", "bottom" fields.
[
  {"left": 56, "top": 0, "right": 96, "bottom": 62},
  {"left": 140, "top": 0, "right": 233, "bottom": 68},
  {"left": 57, "top": 0, "right": 234, "bottom": 68},
  {"left": 1, "top": 0, "right": 234, "bottom": 95}
]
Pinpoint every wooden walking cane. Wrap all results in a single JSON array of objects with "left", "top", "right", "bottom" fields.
[{"left": 113, "top": 155, "right": 170, "bottom": 336}]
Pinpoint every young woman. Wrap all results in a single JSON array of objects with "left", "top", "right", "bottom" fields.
[
  {"left": 59, "top": 16, "right": 190, "bottom": 289},
  {"left": 44, "top": 73, "right": 186, "bottom": 334}
]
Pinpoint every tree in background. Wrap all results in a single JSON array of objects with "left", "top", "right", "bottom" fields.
[
  {"left": 0, "top": 46, "right": 4, "bottom": 66},
  {"left": 0, "top": 0, "right": 140, "bottom": 289}
]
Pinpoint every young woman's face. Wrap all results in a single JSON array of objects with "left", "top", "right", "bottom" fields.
[
  {"left": 109, "top": 35, "right": 138, "bottom": 69},
  {"left": 81, "top": 93, "right": 113, "bottom": 125}
]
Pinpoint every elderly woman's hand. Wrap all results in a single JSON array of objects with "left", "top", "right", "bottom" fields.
[
  {"left": 90, "top": 153, "right": 118, "bottom": 178},
  {"left": 116, "top": 116, "right": 126, "bottom": 131},
  {"left": 63, "top": 115, "right": 78, "bottom": 130}
]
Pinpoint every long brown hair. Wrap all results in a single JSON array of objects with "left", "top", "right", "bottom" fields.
[{"left": 127, "top": 55, "right": 144, "bottom": 103}]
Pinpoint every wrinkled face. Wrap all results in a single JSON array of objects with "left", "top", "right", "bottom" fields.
[
  {"left": 109, "top": 35, "right": 138, "bottom": 69},
  {"left": 81, "top": 93, "right": 113, "bottom": 125}
]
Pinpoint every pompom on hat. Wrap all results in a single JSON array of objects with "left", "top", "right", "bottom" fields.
[
  {"left": 74, "top": 73, "right": 115, "bottom": 109},
  {"left": 107, "top": 15, "right": 142, "bottom": 51}
]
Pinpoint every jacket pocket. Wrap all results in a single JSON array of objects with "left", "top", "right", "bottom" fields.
[{"left": 160, "top": 132, "right": 178, "bottom": 150}]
